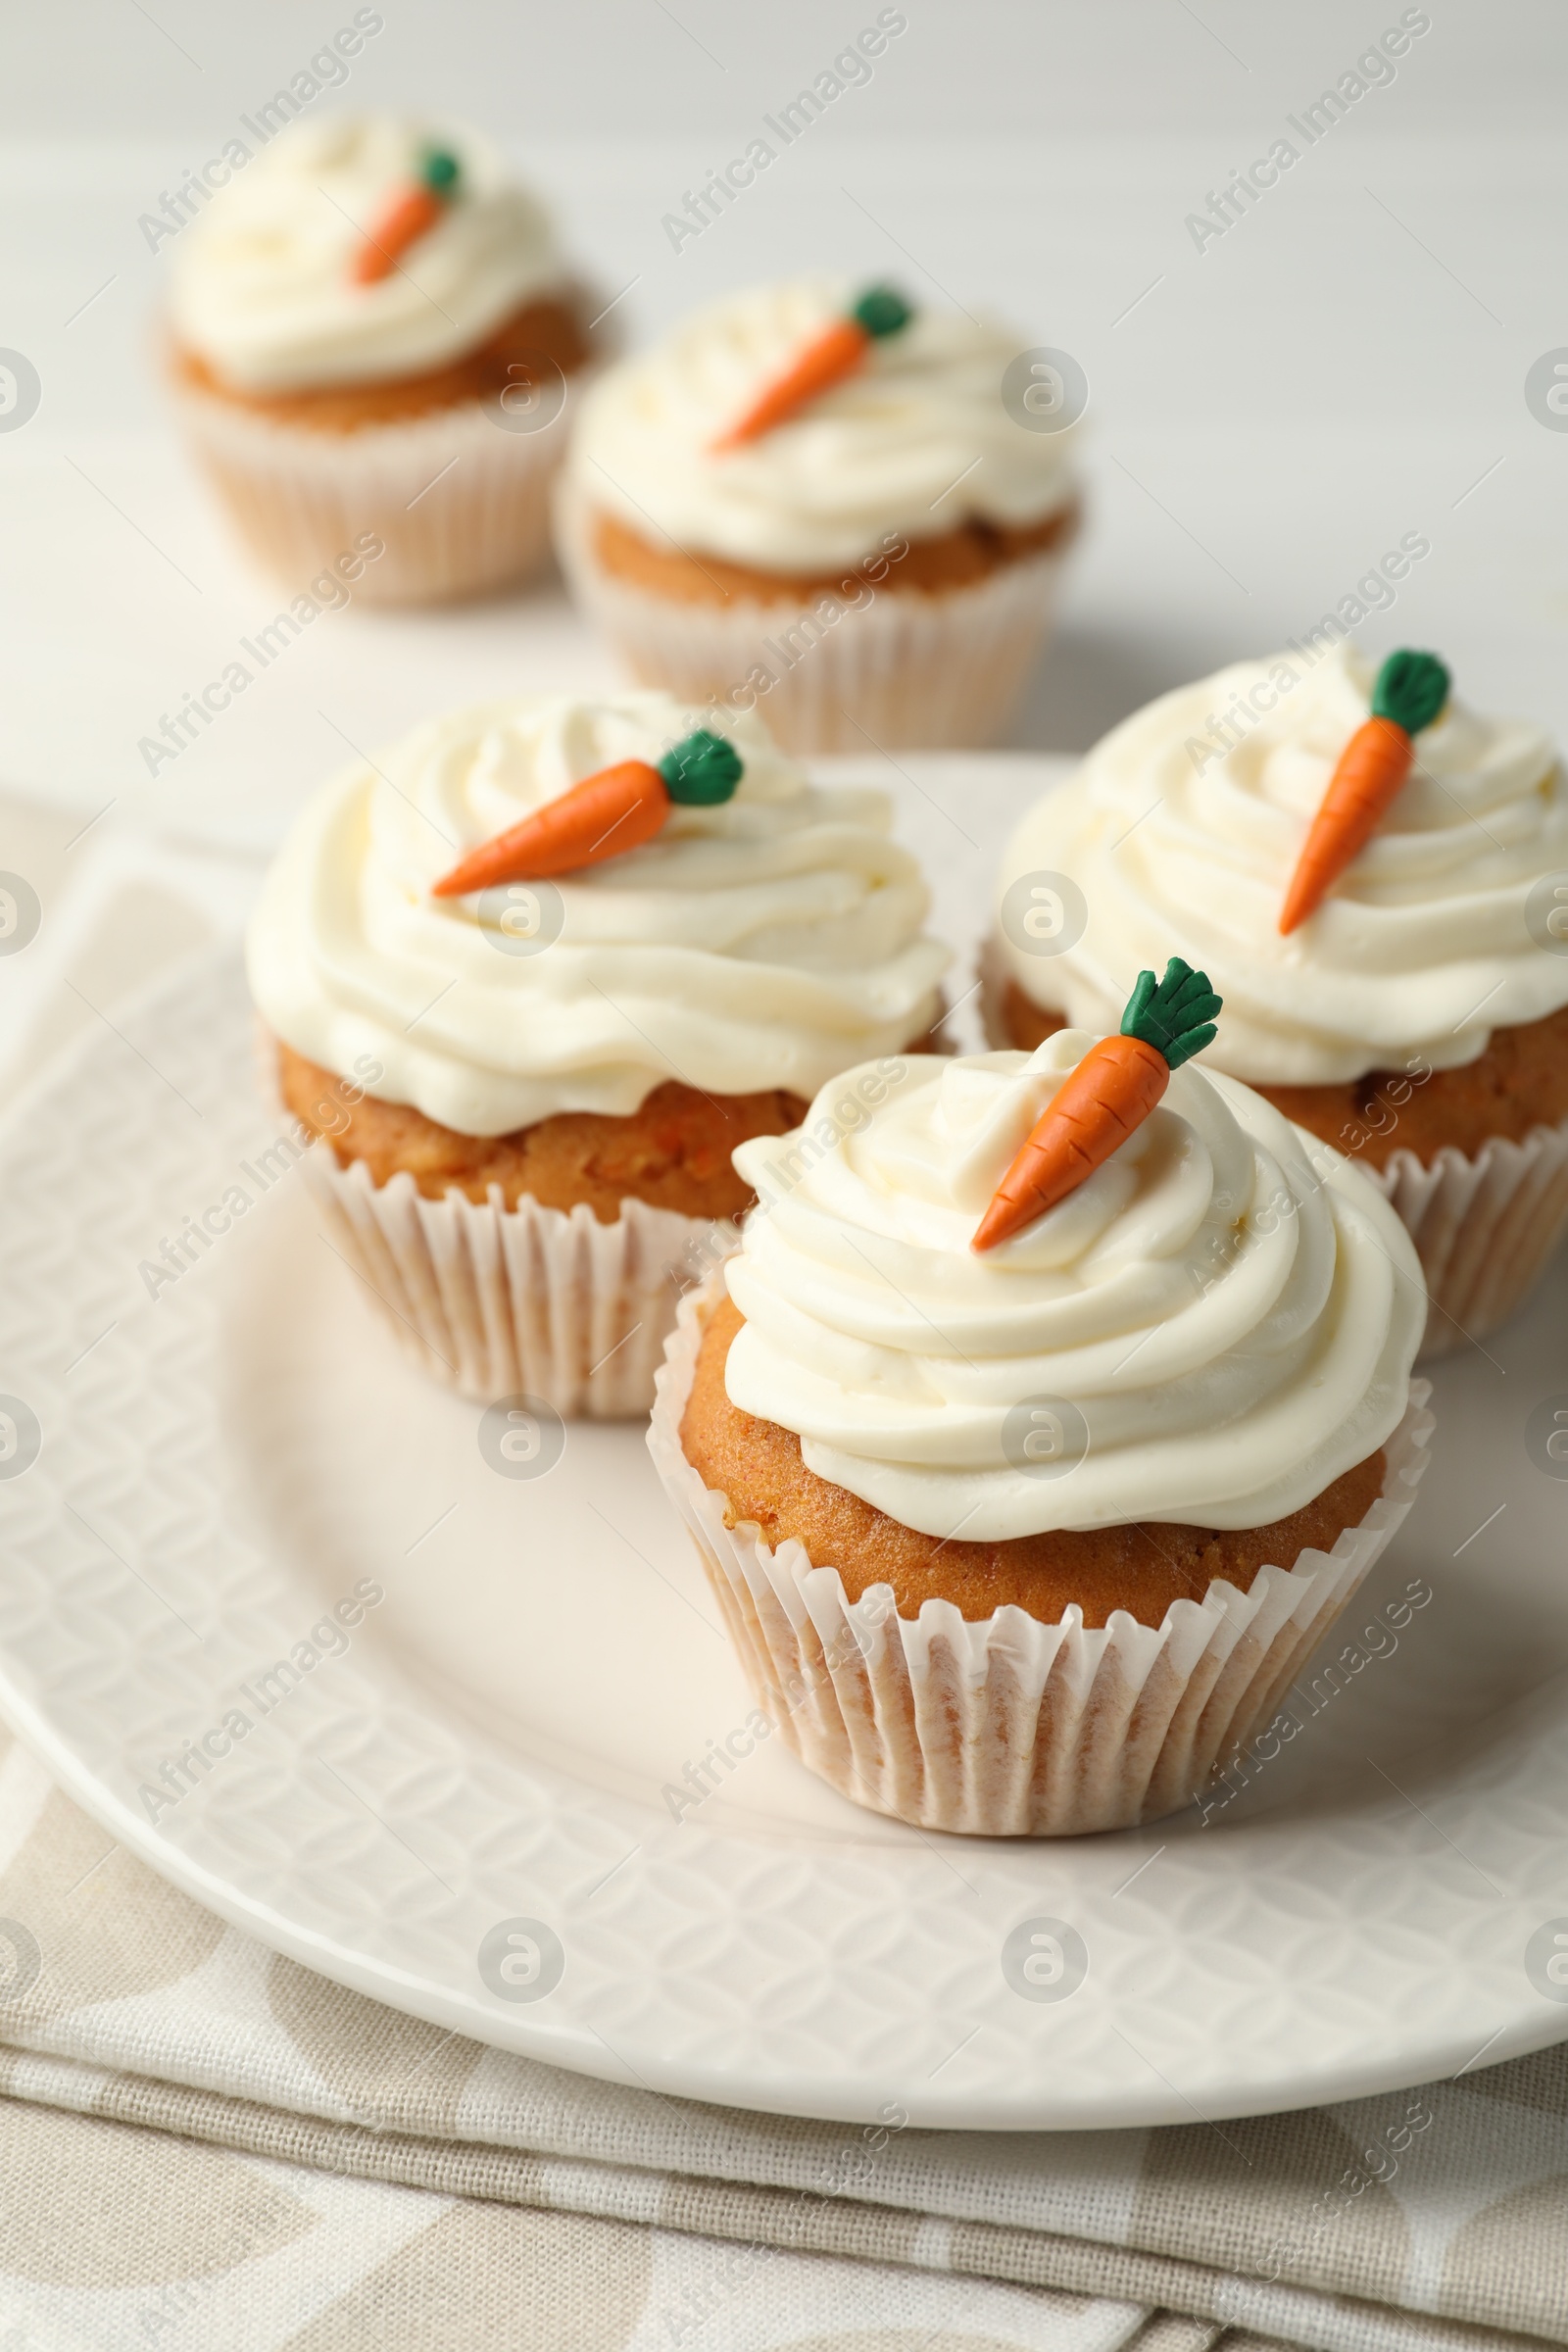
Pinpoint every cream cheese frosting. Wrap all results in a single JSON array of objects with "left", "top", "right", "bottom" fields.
[
  {"left": 724, "top": 1039, "right": 1423, "bottom": 1540},
  {"left": 170, "top": 115, "right": 567, "bottom": 394},
  {"left": 996, "top": 641, "right": 1568, "bottom": 1086},
  {"left": 247, "top": 692, "right": 948, "bottom": 1133},
  {"left": 569, "top": 275, "right": 1077, "bottom": 573}
]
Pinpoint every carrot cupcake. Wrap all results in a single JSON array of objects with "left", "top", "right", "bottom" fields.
[
  {"left": 167, "top": 114, "right": 596, "bottom": 602},
  {"left": 556, "top": 275, "right": 1081, "bottom": 753},
  {"left": 247, "top": 690, "right": 949, "bottom": 1412},
  {"left": 650, "top": 969, "right": 1430, "bottom": 1836},
  {"left": 990, "top": 642, "right": 1568, "bottom": 1354}
]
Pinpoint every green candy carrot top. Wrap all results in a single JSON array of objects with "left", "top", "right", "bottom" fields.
[
  {"left": 1278, "top": 648, "right": 1449, "bottom": 935},
  {"left": 972, "top": 959, "right": 1222, "bottom": 1251},
  {"left": 710, "top": 285, "right": 913, "bottom": 452},
  {"left": 431, "top": 728, "right": 743, "bottom": 896}
]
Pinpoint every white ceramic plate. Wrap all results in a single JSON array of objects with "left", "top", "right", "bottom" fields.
[{"left": 3, "top": 762, "right": 1568, "bottom": 2131}]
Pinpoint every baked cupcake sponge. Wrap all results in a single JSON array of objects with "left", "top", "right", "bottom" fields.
[
  {"left": 681, "top": 1295, "right": 1386, "bottom": 1630},
  {"left": 279, "top": 1043, "right": 805, "bottom": 1223},
  {"left": 171, "top": 293, "right": 589, "bottom": 433}
]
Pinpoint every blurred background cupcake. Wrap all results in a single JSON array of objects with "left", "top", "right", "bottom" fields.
[
  {"left": 557, "top": 275, "right": 1081, "bottom": 754},
  {"left": 167, "top": 114, "right": 598, "bottom": 603},
  {"left": 248, "top": 689, "right": 950, "bottom": 1413},
  {"left": 649, "top": 1017, "right": 1429, "bottom": 1837},
  {"left": 988, "top": 642, "right": 1568, "bottom": 1355}
]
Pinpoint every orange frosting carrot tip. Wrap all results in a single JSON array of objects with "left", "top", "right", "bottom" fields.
[
  {"left": 352, "top": 146, "right": 462, "bottom": 284},
  {"left": 972, "top": 959, "right": 1221, "bottom": 1252},
  {"left": 710, "top": 285, "right": 912, "bottom": 451},
  {"left": 431, "top": 729, "right": 743, "bottom": 896},
  {"left": 1278, "top": 649, "right": 1449, "bottom": 935},
  {"left": 432, "top": 762, "right": 667, "bottom": 893}
]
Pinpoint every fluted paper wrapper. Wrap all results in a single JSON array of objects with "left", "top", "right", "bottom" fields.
[
  {"left": 172, "top": 385, "right": 571, "bottom": 605},
  {"left": 554, "top": 481, "right": 1072, "bottom": 755},
  {"left": 649, "top": 1282, "right": 1434, "bottom": 1837},
  {"left": 981, "top": 942, "right": 1568, "bottom": 1360},
  {"left": 303, "top": 1150, "right": 731, "bottom": 1416},
  {"left": 1364, "top": 1114, "right": 1568, "bottom": 1358}
]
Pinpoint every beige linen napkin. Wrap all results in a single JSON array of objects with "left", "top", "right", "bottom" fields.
[{"left": 0, "top": 790, "right": 1564, "bottom": 2352}]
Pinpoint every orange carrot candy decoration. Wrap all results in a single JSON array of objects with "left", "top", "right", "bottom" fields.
[
  {"left": 431, "top": 729, "right": 744, "bottom": 897},
  {"left": 351, "top": 145, "right": 462, "bottom": 284},
  {"left": 1278, "top": 648, "right": 1449, "bottom": 935},
  {"left": 710, "top": 285, "right": 913, "bottom": 452},
  {"left": 972, "top": 960, "right": 1222, "bottom": 1253}
]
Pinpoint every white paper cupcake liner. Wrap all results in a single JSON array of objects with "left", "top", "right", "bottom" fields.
[
  {"left": 980, "top": 944, "right": 1568, "bottom": 1360},
  {"left": 648, "top": 1281, "right": 1434, "bottom": 1837},
  {"left": 172, "top": 382, "right": 575, "bottom": 605},
  {"left": 1362, "top": 1112, "right": 1568, "bottom": 1358},
  {"left": 303, "top": 1149, "right": 733, "bottom": 1416},
  {"left": 554, "top": 480, "right": 1074, "bottom": 755}
]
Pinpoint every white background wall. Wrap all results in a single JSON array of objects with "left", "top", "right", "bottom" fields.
[{"left": 1, "top": 0, "right": 1565, "bottom": 845}]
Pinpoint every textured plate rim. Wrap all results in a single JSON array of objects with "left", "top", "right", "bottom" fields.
[{"left": 2, "top": 936, "right": 1566, "bottom": 2131}]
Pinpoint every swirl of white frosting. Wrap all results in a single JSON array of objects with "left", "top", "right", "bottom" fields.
[
  {"left": 247, "top": 692, "right": 948, "bottom": 1134},
  {"left": 997, "top": 641, "right": 1568, "bottom": 1086},
  {"left": 570, "top": 275, "right": 1077, "bottom": 572},
  {"left": 170, "top": 115, "right": 567, "bottom": 393},
  {"left": 723, "top": 1039, "right": 1423, "bottom": 1540}
]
